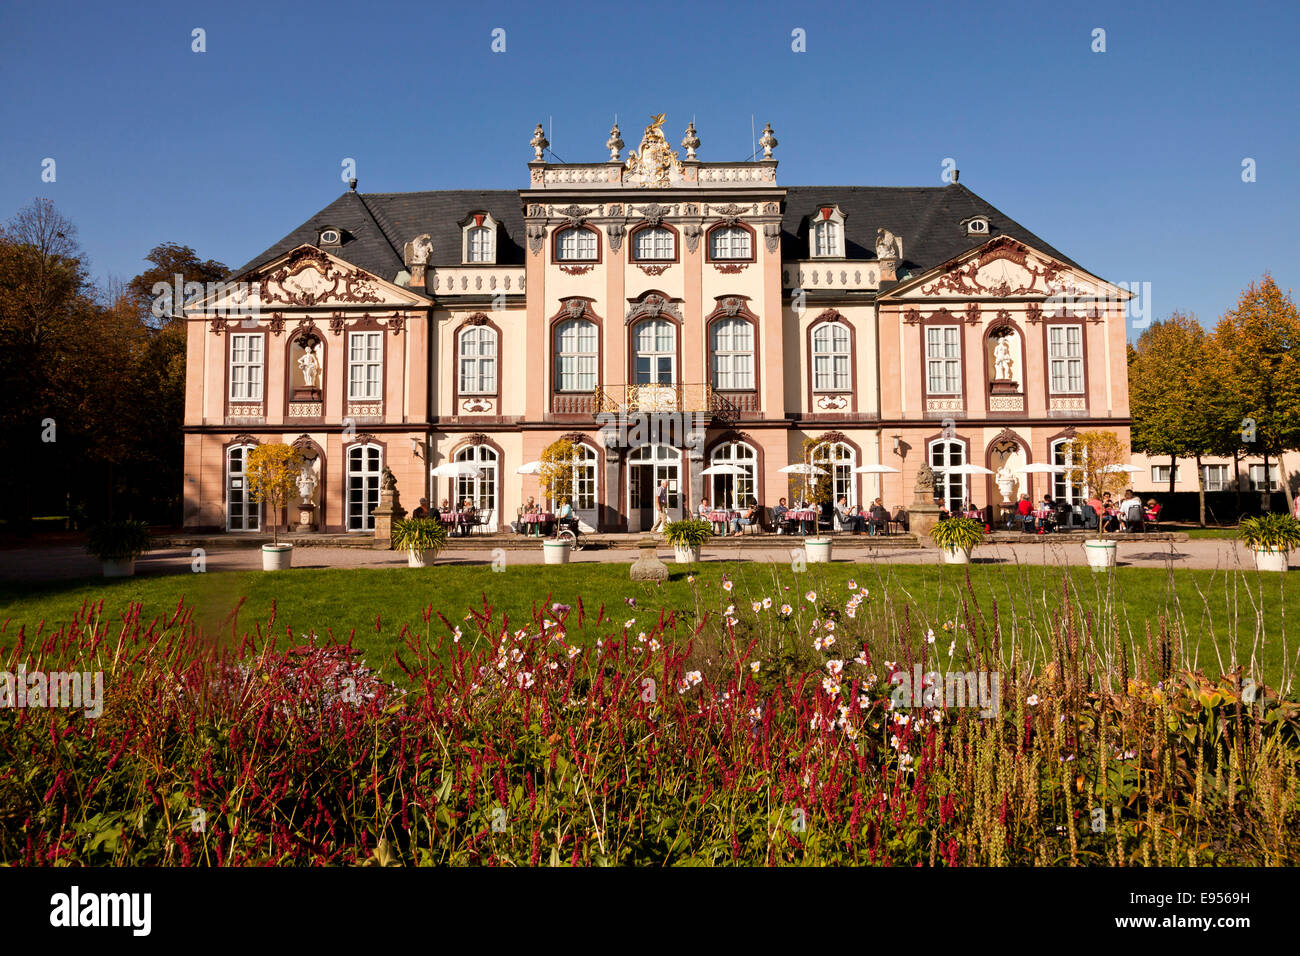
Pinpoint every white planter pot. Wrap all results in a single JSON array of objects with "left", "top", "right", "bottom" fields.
[
  {"left": 673, "top": 544, "right": 701, "bottom": 564},
  {"left": 262, "top": 543, "right": 294, "bottom": 571},
  {"left": 407, "top": 549, "right": 437, "bottom": 568},
  {"left": 543, "top": 540, "right": 571, "bottom": 565},
  {"left": 1252, "top": 546, "right": 1289, "bottom": 572},
  {"left": 101, "top": 558, "right": 136, "bottom": 578},
  {"left": 939, "top": 545, "right": 971, "bottom": 565},
  {"left": 805, "top": 537, "right": 833, "bottom": 563},
  {"left": 1084, "top": 539, "right": 1117, "bottom": 572}
]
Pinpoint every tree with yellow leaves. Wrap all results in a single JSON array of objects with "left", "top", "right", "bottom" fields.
[{"left": 245, "top": 443, "right": 305, "bottom": 546}]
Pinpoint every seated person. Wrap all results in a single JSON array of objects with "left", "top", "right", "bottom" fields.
[
  {"left": 697, "top": 497, "right": 712, "bottom": 520},
  {"left": 1081, "top": 501, "right": 1100, "bottom": 530},
  {"left": 1144, "top": 498, "right": 1161, "bottom": 526},
  {"left": 1037, "top": 495, "right": 1057, "bottom": 532},
  {"left": 556, "top": 497, "right": 579, "bottom": 536},
  {"left": 835, "top": 496, "right": 864, "bottom": 533},
  {"left": 411, "top": 497, "right": 431, "bottom": 520},
  {"left": 523, "top": 496, "right": 538, "bottom": 515},
  {"left": 1119, "top": 490, "right": 1144, "bottom": 531},
  {"left": 868, "top": 498, "right": 890, "bottom": 535},
  {"left": 773, "top": 497, "right": 789, "bottom": 532},
  {"left": 731, "top": 498, "right": 760, "bottom": 535},
  {"left": 1016, "top": 493, "right": 1034, "bottom": 531},
  {"left": 458, "top": 497, "right": 477, "bottom": 535},
  {"left": 439, "top": 498, "right": 450, "bottom": 514}
]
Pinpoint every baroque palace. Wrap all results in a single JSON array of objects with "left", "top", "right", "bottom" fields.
[{"left": 183, "top": 115, "right": 1132, "bottom": 534}]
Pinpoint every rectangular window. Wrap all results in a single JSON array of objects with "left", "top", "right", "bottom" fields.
[
  {"left": 1151, "top": 465, "right": 1182, "bottom": 484},
  {"left": 1202, "top": 464, "right": 1229, "bottom": 492},
  {"left": 348, "top": 332, "right": 383, "bottom": 401},
  {"left": 925, "top": 326, "right": 961, "bottom": 394},
  {"left": 1249, "top": 464, "right": 1281, "bottom": 492},
  {"left": 1048, "top": 325, "right": 1084, "bottom": 393},
  {"left": 229, "top": 333, "right": 264, "bottom": 402}
]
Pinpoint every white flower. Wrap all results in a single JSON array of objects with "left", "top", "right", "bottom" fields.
[
  {"left": 821, "top": 676, "right": 841, "bottom": 696},
  {"left": 752, "top": 600, "right": 763, "bottom": 613},
  {"left": 763, "top": 597, "right": 772, "bottom": 609},
  {"left": 1027, "top": 694, "right": 1040, "bottom": 706},
  {"left": 896, "top": 714, "right": 911, "bottom": 726},
  {"left": 637, "top": 631, "right": 647, "bottom": 643},
  {"left": 750, "top": 660, "right": 761, "bottom": 674},
  {"left": 686, "top": 670, "right": 703, "bottom": 687},
  {"left": 452, "top": 627, "right": 462, "bottom": 643},
  {"left": 516, "top": 671, "right": 535, "bottom": 689},
  {"left": 813, "top": 636, "right": 829, "bottom": 652},
  {"left": 854, "top": 652, "right": 869, "bottom": 667},
  {"left": 509, "top": 647, "right": 523, "bottom": 662},
  {"left": 726, "top": 604, "right": 736, "bottom": 615},
  {"left": 780, "top": 604, "right": 793, "bottom": 616},
  {"left": 566, "top": 645, "right": 581, "bottom": 660},
  {"left": 624, "top": 619, "right": 636, "bottom": 629},
  {"left": 649, "top": 639, "right": 661, "bottom": 652},
  {"left": 825, "top": 659, "right": 844, "bottom": 675},
  {"left": 805, "top": 590, "right": 817, "bottom": 603},
  {"left": 823, "top": 620, "right": 836, "bottom": 631},
  {"left": 925, "top": 628, "right": 936, "bottom": 644},
  {"left": 847, "top": 579, "right": 857, "bottom": 590},
  {"left": 723, "top": 580, "right": 733, "bottom": 592}
]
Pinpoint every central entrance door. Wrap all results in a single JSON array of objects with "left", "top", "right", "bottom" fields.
[{"left": 626, "top": 444, "right": 681, "bottom": 532}]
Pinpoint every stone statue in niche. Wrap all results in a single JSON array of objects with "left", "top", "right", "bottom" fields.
[
  {"left": 993, "top": 336, "right": 1015, "bottom": 380},
  {"left": 297, "top": 340, "right": 321, "bottom": 388}
]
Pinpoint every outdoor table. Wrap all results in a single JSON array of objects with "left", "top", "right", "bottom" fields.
[
  {"left": 1031, "top": 509, "right": 1054, "bottom": 532},
  {"left": 704, "top": 510, "right": 738, "bottom": 534},
  {"left": 519, "top": 512, "right": 555, "bottom": 536},
  {"left": 441, "top": 512, "right": 474, "bottom": 536},
  {"left": 786, "top": 508, "right": 819, "bottom": 535}
]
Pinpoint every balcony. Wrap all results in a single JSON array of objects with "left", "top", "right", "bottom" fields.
[{"left": 591, "top": 383, "right": 750, "bottom": 424}]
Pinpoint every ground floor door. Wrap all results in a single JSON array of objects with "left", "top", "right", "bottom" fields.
[
  {"left": 626, "top": 444, "right": 682, "bottom": 532},
  {"left": 226, "top": 444, "right": 260, "bottom": 532}
]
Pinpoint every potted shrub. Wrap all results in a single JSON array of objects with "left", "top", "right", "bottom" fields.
[
  {"left": 245, "top": 443, "right": 305, "bottom": 571},
  {"left": 1238, "top": 512, "right": 1300, "bottom": 572},
  {"left": 86, "top": 519, "right": 152, "bottom": 577},
  {"left": 391, "top": 517, "right": 449, "bottom": 568},
  {"left": 929, "top": 516, "right": 984, "bottom": 565},
  {"left": 1061, "top": 429, "right": 1131, "bottom": 572},
  {"left": 663, "top": 518, "right": 713, "bottom": 564}
]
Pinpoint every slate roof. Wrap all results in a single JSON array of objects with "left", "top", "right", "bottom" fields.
[{"left": 231, "top": 182, "right": 1084, "bottom": 285}]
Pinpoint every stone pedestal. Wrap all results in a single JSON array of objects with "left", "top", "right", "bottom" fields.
[
  {"left": 629, "top": 537, "right": 669, "bottom": 582},
  {"left": 371, "top": 488, "right": 406, "bottom": 550},
  {"left": 908, "top": 463, "right": 944, "bottom": 545},
  {"left": 296, "top": 501, "right": 316, "bottom": 532},
  {"left": 292, "top": 387, "right": 322, "bottom": 402}
]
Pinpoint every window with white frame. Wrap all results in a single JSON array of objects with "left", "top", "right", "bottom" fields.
[
  {"left": 709, "top": 226, "right": 751, "bottom": 260},
  {"left": 458, "top": 325, "right": 497, "bottom": 394},
  {"left": 812, "top": 441, "right": 857, "bottom": 509},
  {"left": 925, "top": 326, "right": 961, "bottom": 394},
  {"left": 556, "top": 227, "right": 598, "bottom": 261},
  {"left": 554, "top": 319, "right": 597, "bottom": 392},
  {"left": 229, "top": 332, "right": 264, "bottom": 402},
  {"left": 1048, "top": 325, "right": 1084, "bottom": 393},
  {"left": 1052, "top": 438, "right": 1086, "bottom": 504},
  {"left": 811, "top": 322, "right": 850, "bottom": 391},
  {"left": 346, "top": 443, "right": 382, "bottom": 531},
  {"left": 929, "top": 440, "right": 966, "bottom": 513},
  {"left": 1203, "top": 464, "right": 1229, "bottom": 491},
  {"left": 812, "top": 220, "right": 840, "bottom": 257},
  {"left": 632, "top": 319, "right": 675, "bottom": 385},
  {"left": 1249, "top": 464, "right": 1281, "bottom": 492},
  {"left": 710, "top": 318, "right": 754, "bottom": 391},
  {"left": 348, "top": 332, "right": 383, "bottom": 401},
  {"left": 467, "top": 226, "right": 494, "bottom": 263},
  {"left": 1151, "top": 465, "right": 1182, "bottom": 484},
  {"left": 632, "top": 226, "right": 674, "bottom": 261},
  {"left": 709, "top": 441, "right": 757, "bottom": 510}
]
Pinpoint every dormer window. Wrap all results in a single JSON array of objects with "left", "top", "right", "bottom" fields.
[
  {"left": 319, "top": 227, "right": 341, "bottom": 246},
  {"left": 963, "top": 216, "right": 990, "bottom": 237},
  {"left": 809, "top": 206, "right": 846, "bottom": 258},
  {"left": 461, "top": 213, "right": 498, "bottom": 264}
]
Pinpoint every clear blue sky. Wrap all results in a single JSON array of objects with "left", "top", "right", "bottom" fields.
[{"left": 2, "top": 0, "right": 1296, "bottom": 335}]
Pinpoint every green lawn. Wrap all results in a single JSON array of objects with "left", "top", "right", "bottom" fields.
[{"left": 1, "top": 559, "right": 1296, "bottom": 691}]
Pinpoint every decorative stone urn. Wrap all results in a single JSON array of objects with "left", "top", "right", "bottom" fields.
[{"left": 630, "top": 537, "right": 669, "bottom": 582}]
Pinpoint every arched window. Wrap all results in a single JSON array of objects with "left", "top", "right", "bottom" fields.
[
  {"left": 710, "top": 318, "right": 754, "bottom": 391},
  {"left": 632, "top": 319, "right": 676, "bottom": 385},
  {"left": 632, "top": 226, "right": 675, "bottom": 261},
  {"left": 458, "top": 325, "right": 497, "bottom": 394},
  {"left": 811, "top": 440, "right": 857, "bottom": 508},
  {"left": 454, "top": 443, "right": 499, "bottom": 531},
  {"left": 928, "top": 440, "right": 966, "bottom": 513},
  {"left": 812, "top": 220, "right": 840, "bottom": 258},
  {"left": 709, "top": 226, "right": 751, "bottom": 260},
  {"left": 709, "top": 441, "right": 757, "bottom": 510},
  {"left": 226, "top": 443, "right": 260, "bottom": 532},
  {"left": 1052, "top": 438, "right": 1085, "bottom": 504},
  {"left": 466, "top": 225, "right": 494, "bottom": 263},
  {"left": 555, "top": 227, "right": 598, "bottom": 261},
  {"left": 811, "top": 322, "right": 851, "bottom": 391},
  {"left": 346, "top": 443, "right": 382, "bottom": 531},
  {"left": 554, "top": 319, "right": 597, "bottom": 392}
]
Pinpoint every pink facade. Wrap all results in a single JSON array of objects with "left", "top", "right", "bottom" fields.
[{"left": 182, "top": 117, "right": 1131, "bottom": 533}]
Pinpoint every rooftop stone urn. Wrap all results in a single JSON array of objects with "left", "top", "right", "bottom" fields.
[
  {"left": 629, "top": 537, "right": 669, "bottom": 582},
  {"left": 909, "top": 462, "right": 944, "bottom": 545}
]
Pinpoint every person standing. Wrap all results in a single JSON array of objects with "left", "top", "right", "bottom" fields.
[{"left": 651, "top": 478, "right": 670, "bottom": 533}]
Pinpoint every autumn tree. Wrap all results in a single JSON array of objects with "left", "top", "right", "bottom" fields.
[{"left": 1213, "top": 276, "right": 1300, "bottom": 514}]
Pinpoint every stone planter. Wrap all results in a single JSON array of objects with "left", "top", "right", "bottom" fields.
[
  {"left": 101, "top": 558, "right": 136, "bottom": 578},
  {"left": 939, "top": 546, "right": 971, "bottom": 565},
  {"left": 543, "top": 540, "right": 571, "bottom": 565},
  {"left": 805, "top": 537, "right": 833, "bottom": 563},
  {"left": 262, "top": 543, "right": 294, "bottom": 571},
  {"left": 1084, "top": 539, "right": 1117, "bottom": 572},
  {"left": 673, "top": 545, "right": 701, "bottom": 564},
  {"left": 1252, "top": 546, "right": 1289, "bottom": 572},
  {"left": 407, "top": 549, "right": 437, "bottom": 568}
]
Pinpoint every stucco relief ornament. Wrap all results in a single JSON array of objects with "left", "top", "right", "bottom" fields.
[
  {"left": 606, "top": 123, "right": 624, "bottom": 161},
  {"left": 530, "top": 124, "right": 549, "bottom": 161},
  {"left": 624, "top": 113, "right": 683, "bottom": 187},
  {"left": 681, "top": 122, "right": 700, "bottom": 160},
  {"left": 875, "top": 228, "right": 901, "bottom": 261}
]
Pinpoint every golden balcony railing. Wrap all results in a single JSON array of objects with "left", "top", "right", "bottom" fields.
[{"left": 593, "top": 383, "right": 715, "bottom": 415}]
